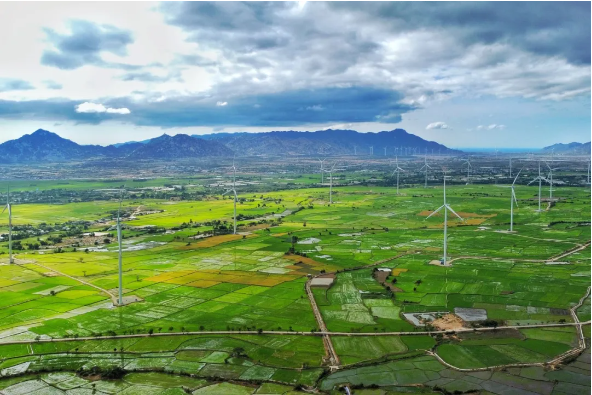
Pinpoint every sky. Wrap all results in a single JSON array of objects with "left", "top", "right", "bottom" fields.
[{"left": 0, "top": 1, "right": 590, "bottom": 149}]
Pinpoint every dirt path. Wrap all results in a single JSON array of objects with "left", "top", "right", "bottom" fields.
[
  {"left": 429, "top": 286, "right": 591, "bottom": 372},
  {"left": 25, "top": 262, "right": 118, "bottom": 305},
  {"left": 302, "top": 250, "right": 417, "bottom": 369},
  {"left": 447, "top": 240, "right": 590, "bottom": 265},
  {"left": 548, "top": 241, "right": 591, "bottom": 262}
]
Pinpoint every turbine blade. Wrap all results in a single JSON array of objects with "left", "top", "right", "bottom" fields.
[
  {"left": 446, "top": 205, "right": 464, "bottom": 221},
  {"left": 512, "top": 189, "right": 518, "bottom": 207},
  {"left": 1, "top": 205, "right": 6, "bottom": 214},
  {"left": 512, "top": 167, "right": 523, "bottom": 186},
  {"left": 425, "top": 205, "right": 445, "bottom": 219}
]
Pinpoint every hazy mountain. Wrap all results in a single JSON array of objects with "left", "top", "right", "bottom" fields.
[
  {"left": 195, "top": 129, "right": 459, "bottom": 156},
  {"left": 0, "top": 128, "right": 457, "bottom": 163},
  {"left": 125, "top": 134, "right": 233, "bottom": 159},
  {"left": 541, "top": 142, "right": 591, "bottom": 155},
  {"left": 0, "top": 129, "right": 113, "bottom": 163},
  {"left": 0, "top": 130, "right": 231, "bottom": 163}
]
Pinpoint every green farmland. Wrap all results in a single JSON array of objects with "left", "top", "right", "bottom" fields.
[{"left": 0, "top": 178, "right": 589, "bottom": 394}]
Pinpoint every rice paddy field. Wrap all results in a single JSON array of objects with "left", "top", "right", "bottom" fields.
[{"left": 0, "top": 177, "right": 589, "bottom": 394}]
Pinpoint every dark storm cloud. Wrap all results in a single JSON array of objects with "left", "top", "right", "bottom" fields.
[
  {"left": 0, "top": 78, "right": 34, "bottom": 92},
  {"left": 155, "top": 1, "right": 590, "bottom": 105},
  {"left": 329, "top": 2, "right": 591, "bottom": 65},
  {"left": 162, "top": 1, "right": 590, "bottom": 64},
  {"left": 41, "top": 20, "right": 135, "bottom": 70},
  {"left": 0, "top": 87, "right": 414, "bottom": 127}
]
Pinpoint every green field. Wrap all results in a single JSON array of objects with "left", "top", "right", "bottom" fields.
[{"left": 0, "top": 178, "right": 589, "bottom": 393}]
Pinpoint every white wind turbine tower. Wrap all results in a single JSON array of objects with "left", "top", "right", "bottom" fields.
[
  {"left": 391, "top": 157, "right": 404, "bottom": 195},
  {"left": 384, "top": 147, "right": 387, "bottom": 156},
  {"left": 500, "top": 169, "right": 522, "bottom": 232},
  {"left": 370, "top": 146, "right": 374, "bottom": 156},
  {"left": 462, "top": 158, "right": 472, "bottom": 184},
  {"left": 587, "top": 160, "right": 590, "bottom": 184},
  {"left": 509, "top": 158, "right": 513, "bottom": 178},
  {"left": 116, "top": 188, "right": 125, "bottom": 306},
  {"left": 528, "top": 162, "right": 548, "bottom": 213},
  {"left": 425, "top": 171, "right": 464, "bottom": 265},
  {"left": 324, "top": 163, "right": 338, "bottom": 204},
  {"left": 318, "top": 158, "right": 327, "bottom": 184},
  {"left": 2, "top": 187, "right": 13, "bottom": 264},
  {"left": 353, "top": 146, "right": 357, "bottom": 155},
  {"left": 419, "top": 154, "right": 432, "bottom": 188},
  {"left": 223, "top": 160, "right": 239, "bottom": 234},
  {"left": 546, "top": 161, "right": 558, "bottom": 200}
]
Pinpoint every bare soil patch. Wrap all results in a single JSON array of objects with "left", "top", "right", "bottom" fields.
[{"left": 432, "top": 314, "right": 465, "bottom": 330}]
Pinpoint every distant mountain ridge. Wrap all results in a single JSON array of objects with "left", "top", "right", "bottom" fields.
[
  {"left": 195, "top": 128, "right": 459, "bottom": 156},
  {"left": 0, "top": 128, "right": 459, "bottom": 163},
  {"left": 0, "top": 129, "right": 232, "bottom": 163},
  {"left": 541, "top": 142, "right": 591, "bottom": 155}
]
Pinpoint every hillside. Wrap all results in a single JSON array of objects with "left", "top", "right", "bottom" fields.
[
  {"left": 0, "top": 128, "right": 458, "bottom": 163},
  {"left": 126, "top": 134, "right": 233, "bottom": 159},
  {"left": 197, "top": 129, "right": 459, "bottom": 156},
  {"left": 541, "top": 142, "right": 591, "bottom": 155}
]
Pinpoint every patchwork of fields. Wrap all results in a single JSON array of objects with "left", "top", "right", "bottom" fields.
[{"left": 0, "top": 180, "right": 589, "bottom": 393}]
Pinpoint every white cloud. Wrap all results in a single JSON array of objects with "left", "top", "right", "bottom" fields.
[
  {"left": 426, "top": 121, "right": 450, "bottom": 130},
  {"left": 477, "top": 124, "right": 506, "bottom": 130},
  {"left": 75, "top": 102, "right": 130, "bottom": 114},
  {"left": 306, "top": 105, "right": 324, "bottom": 111},
  {"left": 322, "top": 123, "right": 354, "bottom": 130},
  {"left": 216, "top": 101, "right": 228, "bottom": 106}
]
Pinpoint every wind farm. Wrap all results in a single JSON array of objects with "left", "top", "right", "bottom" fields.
[
  {"left": 0, "top": 144, "right": 589, "bottom": 394},
  {"left": 0, "top": 1, "right": 589, "bottom": 393}
]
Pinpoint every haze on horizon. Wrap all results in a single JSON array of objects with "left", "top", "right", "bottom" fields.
[{"left": 0, "top": 1, "right": 590, "bottom": 149}]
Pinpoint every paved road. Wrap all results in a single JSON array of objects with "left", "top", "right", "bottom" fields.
[{"left": 0, "top": 320, "right": 589, "bottom": 346}]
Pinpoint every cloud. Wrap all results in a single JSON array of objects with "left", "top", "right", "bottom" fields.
[
  {"left": 75, "top": 102, "right": 130, "bottom": 114},
  {"left": 305, "top": 105, "right": 324, "bottom": 111},
  {"left": 0, "top": 78, "right": 34, "bottom": 92},
  {"left": 0, "top": 86, "right": 412, "bottom": 127},
  {"left": 156, "top": 1, "right": 589, "bottom": 105},
  {"left": 43, "top": 80, "right": 62, "bottom": 90},
  {"left": 216, "top": 101, "right": 228, "bottom": 106},
  {"left": 477, "top": 124, "right": 506, "bottom": 130},
  {"left": 41, "top": 20, "right": 134, "bottom": 70},
  {"left": 426, "top": 122, "right": 450, "bottom": 130}
]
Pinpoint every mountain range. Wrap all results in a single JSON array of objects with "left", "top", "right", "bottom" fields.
[
  {"left": 0, "top": 128, "right": 459, "bottom": 163},
  {"left": 196, "top": 129, "right": 456, "bottom": 156},
  {"left": 541, "top": 142, "right": 591, "bottom": 155}
]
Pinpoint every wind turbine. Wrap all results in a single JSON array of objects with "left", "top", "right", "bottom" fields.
[
  {"left": 223, "top": 160, "right": 238, "bottom": 234},
  {"left": 391, "top": 157, "right": 404, "bottom": 195},
  {"left": 545, "top": 161, "right": 558, "bottom": 200},
  {"left": 353, "top": 146, "right": 357, "bottom": 155},
  {"left": 116, "top": 188, "right": 125, "bottom": 306},
  {"left": 383, "top": 147, "right": 387, "bottom": 156},
  {"left": 462, "top": 158, "right": 472, "bottom": 184},
  {"left": 425, "top": 171, "right": 464, "bottom": 265},
  {"left": 369, "top": 146, "right": 374, "bottom": 156},
  {"left": 419, "top": 154, "right": 432, "bottom": 188},
  {"left": 2, "top": 187, "right": 13, "bottom": 264},
  {"left": 318, "top": 158, "right": 327, "bottom": 184},
  {"left": 509, "top": 158, "right": 513, "bottom": 178},
  {"left": 527, "top": 162, "right": 547, "bottom": 212},
  {"left": 500, "top": 169, "right": 522, "bottom": 232},
  {"left": 587, "top": 160, "right": 590, "bottom": 184},
  {"left": 324, "top": 163, "right": 338, "bottom": 204}
]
